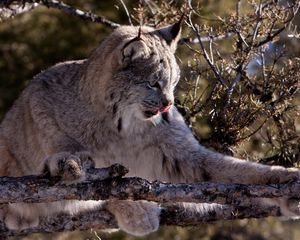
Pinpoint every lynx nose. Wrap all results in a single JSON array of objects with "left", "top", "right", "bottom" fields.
[
  {"left": 162, "top": 98, "right": 172, "bottom": 107},
  {"left": 160, "top": 98, "right": 172, "bottom": 112}
]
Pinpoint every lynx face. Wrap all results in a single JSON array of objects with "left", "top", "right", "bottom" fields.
[
  {"left": 118, "top": 48, "right": 179, "bottom": 120},
  {"left": 105, "top": 27, "right": 181, "bottom": 127}
]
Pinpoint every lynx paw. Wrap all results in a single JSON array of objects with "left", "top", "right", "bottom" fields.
[
  {"left": 263, "top": 197, "right": 300, "bottom": 219},
  {"left": 279, "top": 198, "right": 300, "bottom": 217},
  {"left": 106, "top": 200, "right": 161, "bottom": 236},
  {"left": 267, "top": 167, "right": 300, "bottom": 184},
  {"left": 45, "top": 151, "right": 94, "bottom": 182}
]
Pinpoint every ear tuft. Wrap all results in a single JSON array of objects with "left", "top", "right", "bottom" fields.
[{"left": 156, "top": 15, "right": 184, "bottom": 51}]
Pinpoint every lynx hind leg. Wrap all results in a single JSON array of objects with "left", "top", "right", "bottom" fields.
[
  {"left": 44, "top": 151, "right": 94, "bottom": 183},
  {"left": 262, "top": 198, "right": 300, "bottom": 219},
  {"left": 105, "top": 200, "right": 161, "bottom": 236},
  {"left": 264, "top": 166, "right": 300, "bottom": 184},
  {"left": 4, "top": 200, "right": 104, "bottom": 231},
  {"left": 4, "top": 203, "right": 40, "bottom": 231}
]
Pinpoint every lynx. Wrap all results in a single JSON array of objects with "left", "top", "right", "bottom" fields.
[{"left": 0, "top": 22, "right": 299, "bottom": 236}]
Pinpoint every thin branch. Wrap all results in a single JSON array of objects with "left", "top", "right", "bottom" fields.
[
  {"left": 223, "top": 73, "right": 242, "bottom": 108},
  {"left": 260, "top": 50, "right": 266, "bottom": 84},
  {"left": 253, "top": 1, "right": 299, "bottom": 48},
  {"left": 250, "top": 0, "right": 262, "bottom": 48},
  {"left": 178, "top": 33, "right": 234, "bottom": 45},
  {"left": 237, "top": 117, "right": 267, "bottom": 142},
  {"left": 0, "top": 0, "right": 120, "bottom": 28},
  {"left": 141, "top": 0, "right": 160, "bottom": 15},
  {"left": 236, "top": 31, "right": 249, "bottom": 48},
  {"left": 41, "top": 0, "right": 120, "bottom": 29},
  {"left": 0, "top": 1, "right": 38, "bottom": 19},
  {"left": 253, "top": 26, "right": 285, "bottom": 48},
  {"left": 186, "top": 12, "right": 225, "bottom": 85},
  {"left": 118, "top": 0, "right": 132, "bottom": 26}
]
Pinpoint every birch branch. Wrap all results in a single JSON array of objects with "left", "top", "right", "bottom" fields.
[
  {"left": 41, "top": 0, "right": 120, "bottom": 29},
  {"left": 0, "top": 0, "right": 120, "bottom": 28},
  {"left": 0, "top": 1, "right": 38, "bottom": 19}
]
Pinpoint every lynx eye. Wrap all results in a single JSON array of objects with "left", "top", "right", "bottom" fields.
[{"left": 147, "top": 81, "right": 161, "bottom": 90}]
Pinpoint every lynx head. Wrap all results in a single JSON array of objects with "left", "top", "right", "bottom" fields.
[{"left": 83, "top": 21, "right": 182, "bottom": 132}]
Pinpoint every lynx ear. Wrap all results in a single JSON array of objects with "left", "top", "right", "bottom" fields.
[
  {"left": 156, "top": 16, "right": 183, "bottom": 52},
  {"left": 121, "top": 29, "right": 150, "bottom": 65},
  {"left": 122, "top": 41, "right": 150, "bottom": 62}
]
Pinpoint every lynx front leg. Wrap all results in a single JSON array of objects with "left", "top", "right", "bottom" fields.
[
  {"left": 159, "top": 109, "right": 300, "bottom": 185},
  {"left": 4, "top": 151, "right": 96, "bottom": 231},
  {"left": 173, "top": 146, "right": 300, "bottom": 218},
  {"left": 44, "top": 151, "right": 95, "bottom": 182},
  {"left": 195, "top": 147, "right": 300, "bottom": 185}
]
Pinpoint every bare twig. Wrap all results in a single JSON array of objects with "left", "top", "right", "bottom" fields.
[
  {"left": 41, "top": 0, "right": 120, "bottom": 28},
  {"left": 118, "top": 0, "right": 132, "bottom": 25},
  {"left": 253, "top": 2, "right": 299, "bottom": 48},
  {"left": 224, "top": 73, "right": 242, "bottom": 108},
  {"left": 0, "top": 0, "right": 120, "bottom": 28},
  {"left": 141, "top": 0, "right": 160, "bottom": 15},
  {"left": 186, "top": 12, "right": 225, "bottom": 85},
  {"left": 250, "top": 0, "right": 262, "bottom": 48},
  {"left": 237, "top": 117, "right": 267, "bottom": 142},
  {"left": 178, "top": 33, "right": 234, "bottom": 45},
  {"left": 0, "top": 1, "right": 38, "bottom": 19},
  {"left": 253, "top": 26, "right": 285, "bottom": 48}
]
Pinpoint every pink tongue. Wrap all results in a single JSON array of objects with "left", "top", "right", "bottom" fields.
[
  {"left": 153, "top": 105, "right": 171, "bottom": 116},
  {"left": 160, "top": 105, "right": 171, "bottom": 113},
  {"left": 154, "top": 109, "right": 160, "bottom": 115}
]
